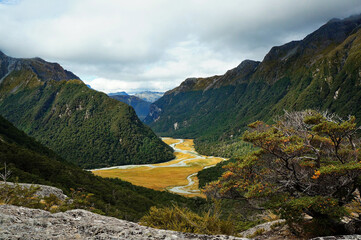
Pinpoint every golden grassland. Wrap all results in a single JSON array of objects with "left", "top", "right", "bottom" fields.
[
  {"left": 162, "top": 138, "right": 181, "bottom": 145},
  {"left": 162, "top": 138, "right": 195, "bottom": 151},
  {"left": 94, "top": 166, "right": 198, "bottom": 191},
  {"left": 92, "top": 157, "right": 222, "bottom": 191},
  {"left": 155, "top": 152, "right": 194, "bottom": 166},
  {"left": 92, "top": 138, "right": 226, "bottom": 197},
  {"left": 176, "top": 139, "right": 194, "bottom": 151}
]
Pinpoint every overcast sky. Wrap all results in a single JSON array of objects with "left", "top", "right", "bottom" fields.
[{"left": 0, "top": 0, "right": 361, "bottom": 93}]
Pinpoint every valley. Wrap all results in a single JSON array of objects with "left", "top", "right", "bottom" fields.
[
  {"left": 145, "top": 15, "right": 361, "bottom": 159},
  {"left": 0, "top": 51, "right": 174, "bottom": 169},
  {"left": 1, "top": 8, "right": 361, "bottom": 239},
  {"left": 92, "top": 138, "right": 227, "bottom": 197}
]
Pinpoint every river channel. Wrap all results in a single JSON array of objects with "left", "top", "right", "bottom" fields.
[{"left": 92, "top": 138, "right": 227, "bottom": 197}]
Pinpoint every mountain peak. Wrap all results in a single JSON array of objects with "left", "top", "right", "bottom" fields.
[
  {"left": 301, "top": 14, "right": 361, "bottom": 48},
  {"left": 0, "top": 52, "right": 174, "bottom": 169},
  {"left": 0, "top": 52, "right": 80, "bottom": 83},
  {"left": 327, "top": 18, "right": 341, "bottom": 24},
  {"left": 32, "top": 57, "right": 46, "bottom": 62},
  {"left": 133, "top": 91, "right": 164, "bottom": 103},
  {"left": 232, "top": 59, "right": 260, "bottom": 77},
  {"left": 165, "top": 59, "right": 262, "bottom": 94},
  {"left": 146, "top": 13, "right": 361, "bottom": 146},
  {"left": 204, "top": 60, "right": 260, "bottom": 90}
]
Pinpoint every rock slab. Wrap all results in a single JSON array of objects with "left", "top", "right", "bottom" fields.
[
  {"left": 0, "top": 205, "right": 248, "bottom": 240},
  {"left": 0, "top": 181, "right": 68, "bottom": 201}
]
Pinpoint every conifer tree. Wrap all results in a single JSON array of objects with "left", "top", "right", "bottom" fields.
[{"left": 205, "top": 110, "right": 361, "bottom": 235}]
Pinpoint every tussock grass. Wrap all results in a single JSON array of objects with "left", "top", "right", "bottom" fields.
[{"left": 140, "top": 202, "right": 235, "bottom": 235}]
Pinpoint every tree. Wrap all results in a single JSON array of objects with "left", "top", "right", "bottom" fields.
[
  {"left": 0, "top": 162, "right": 12, "bottom": 183},
  {"left": 204, "top": 110, "right": 361, "bottom": 236}
]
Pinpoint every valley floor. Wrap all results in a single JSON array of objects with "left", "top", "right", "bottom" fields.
[{"left": 91, "top": 138, "right": 227, "bottom": 197}]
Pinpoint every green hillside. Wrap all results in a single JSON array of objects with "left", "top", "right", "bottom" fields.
[
  {"left": 0, "top": 115, "right": 204, "bottom": 221},
  {"left": 145, "top": 15, "right": 361, "bottom": 157},
  {"left": 0, "top": 53, "right": 173, "bottom": 168}
]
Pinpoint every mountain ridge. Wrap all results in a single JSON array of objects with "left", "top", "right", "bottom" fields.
[
  {"left": 0, "top": 51, "right": 174, "bottom": 168},
  {"left": 145, "top": 14, "right": 361, "bottom": 157},
  {"left": 0, "top": 51, "right": 79, "bottom": 83},
  {"left": 0, "top": 114, "right": 203, "bottom": 221},
  {"left": 134, "top": 91, "right": 164, "bottom": 103}
]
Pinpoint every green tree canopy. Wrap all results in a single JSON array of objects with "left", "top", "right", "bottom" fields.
[{"left": 204, "top": 110, "right": 361, "bottom": 236}]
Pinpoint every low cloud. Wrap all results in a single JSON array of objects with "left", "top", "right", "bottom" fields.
[{"left": 1, "top": 0, "right": 361, "bottom": 93}]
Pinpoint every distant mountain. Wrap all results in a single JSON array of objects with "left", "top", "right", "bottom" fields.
[
  {"left": 107, "top": 91, "right": 162, "bottom": 120},
  {"left": 0, "top": 115, "right": 203, "bottom": 221},
  {"left": 108, "top": 91, "right": 128, "bottom": 96},
  {"left": 0, "top": 51, "right": 174, "bottom": 168},
  {"left": 145, "top": 14, "right": 361, "bottom": 157},
  {"left": 110, "top": 95, "right": 151, "bottom": 120},
  {"left": 134, "top": 91, "right": 164, "bottom": 103}
]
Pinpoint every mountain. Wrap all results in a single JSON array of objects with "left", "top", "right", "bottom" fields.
[
  {"left": 134, "top": 91, "right": 164, "bottom": 103},
  {"left": 110, "top": 94, "right": 151, "bottom": 120},
  {"left": 107, "top": 91, "right": 162, "bottom": 119},
  {"left": 0, "top": 115, "right": 203, "bottom": 221},
  {"left": 0, "top": 52, "right": 174, "bottom": 168},
  {"left": 145, "top": 14, "right": 361, "bottom": 156},
  {"left": 108, "top": 91, "right": 128, "bottom": 96}
]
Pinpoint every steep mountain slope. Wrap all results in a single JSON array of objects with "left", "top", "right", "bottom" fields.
[
  {"left": 145, "top": 15, "right": 361, "bottom": 156},
  {"left": 0, "top": 115, "right": 203, "bottom": 221},
  {"left": 110, "top": 94, "right": 151, "bottom": 120},
  {"left": 0, "top": 52, "right": 173, "bottom": 168}
]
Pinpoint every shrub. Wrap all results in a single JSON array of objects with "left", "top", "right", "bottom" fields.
[
  {"left": 247, "top": 228, "right": 265, "bottom": 238},
  {"left": 0, "top": 182, "right": 101, "bottom": 214},
  {"left": 279, "top": 196, "right": 347, "bottom": 236},
  {"left": 204, "top": 110, "right": 361, "bottom": 237},
  {"left": 140, "top": 201, "right": 234, "bottom": 235},
  {"left": 0, "top": 182, "right": 42, "bottom": 208}
]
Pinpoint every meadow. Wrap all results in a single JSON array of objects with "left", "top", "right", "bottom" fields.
[{"left": 92, "top": 138, "right": 227, "bottom": 197}]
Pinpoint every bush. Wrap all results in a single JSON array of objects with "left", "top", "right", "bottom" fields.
[
  {"left": 204, "top": 110, "right": 361, "bottom": 237},
  {"left": 0, "top": 182, "right": 100, "bottom": 214},
  {"left": 279, "top": 196, "right": 347, "bottom": 236},
  {"left": 140, "top": 201, "right": 234, "bottom": 235},
  {"left": 0, "top": 182, "right": 42, "bottom": 208}
]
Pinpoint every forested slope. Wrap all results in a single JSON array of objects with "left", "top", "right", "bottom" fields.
[
  {"left": 0, "top": 52, "right": 173, "bottom": 168},
  {"left": 0, "top": 115, "right": 203, "bottom": 221},
  {"left": 145, "top": 15, "right": 361, "bottom": 157}
]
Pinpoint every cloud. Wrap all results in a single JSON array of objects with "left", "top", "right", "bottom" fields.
[{"left": 0, "top": 0, "right": 361, "bottom": 93}]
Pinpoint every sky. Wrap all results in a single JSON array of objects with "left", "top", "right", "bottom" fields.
[{"left": 0, "top": 0, "right": 361, "bottom": 94}]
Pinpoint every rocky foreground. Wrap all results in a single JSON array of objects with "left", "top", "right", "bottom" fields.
[
  {"left": 0, "top": 181, "right": 68, "bottom": 201},
  {"left": 0, "top": 205, "right": 247, "bottom": 240},
  {"left": 2, "top": 205, "right": 361, "bottom": 240},
  {"left": 1, "top": 183, "right": 361, "bottom": 239}
]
